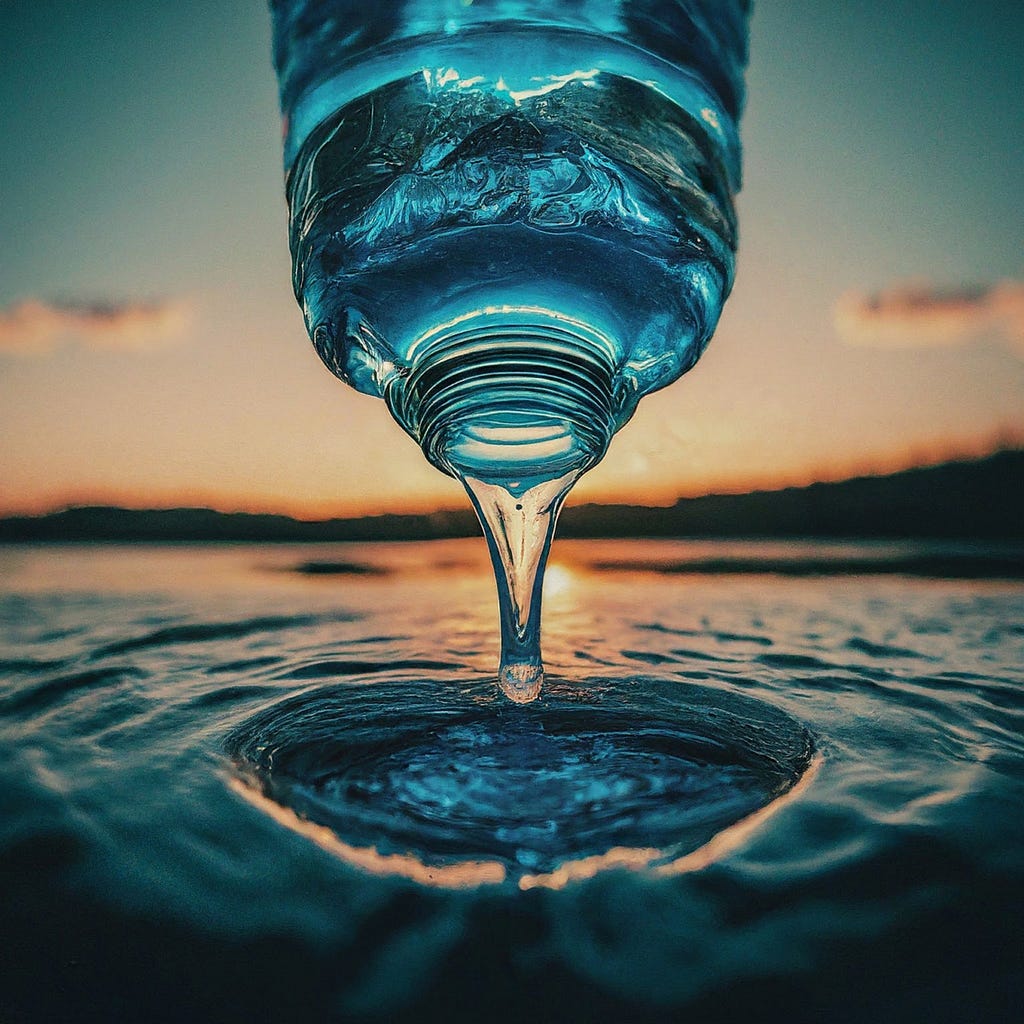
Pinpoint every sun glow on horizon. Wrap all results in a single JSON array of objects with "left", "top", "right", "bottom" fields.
[{"left": 1, "top": 431, "right": 1021, "bottom": 521}]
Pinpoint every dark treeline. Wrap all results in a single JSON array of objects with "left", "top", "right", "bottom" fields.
[
  {"left": 1, "top": 450, "right": 1021, "bottom": 543},
  {"left": 560, "top": 449, "right": 1024, "bottom": 540}
]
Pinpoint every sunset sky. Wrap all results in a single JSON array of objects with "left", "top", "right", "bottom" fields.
[{"left": 2, "top": 2, "right": 1022, "bottom": 518}]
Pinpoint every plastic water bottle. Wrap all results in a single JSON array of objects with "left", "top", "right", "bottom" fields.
[{"left": 270, "top": 0, "right": 749, "bottom": 700}]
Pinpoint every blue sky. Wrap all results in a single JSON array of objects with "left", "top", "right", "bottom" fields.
[{"left": 1, "top": 1, "right": 1021, "bottom": 515}]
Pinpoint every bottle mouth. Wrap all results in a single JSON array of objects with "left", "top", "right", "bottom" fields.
[{"left": 386, "top": 309, "right": 620, "bottom": 486}]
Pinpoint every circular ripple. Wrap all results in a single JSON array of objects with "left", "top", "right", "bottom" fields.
[{"left": 226, "top": 678, "right": 815, "bottom": 886}]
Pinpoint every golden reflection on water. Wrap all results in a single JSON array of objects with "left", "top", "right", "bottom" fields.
[
  {"left": 541, "top": 562, "right": 577, "bottom": 603},
  {"left": 228, "top": 756, "right": 823, "bottom": 892},
  {"left": 228, "top": 776, "right": 507, "bottom": 889},
  {"left": 522, "top": 755, "right": 822, "bottom": 891}
]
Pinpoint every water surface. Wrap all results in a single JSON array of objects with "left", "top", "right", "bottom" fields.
[{"left": 1, "top": 540, "right": 1021, "bottom": 1022}]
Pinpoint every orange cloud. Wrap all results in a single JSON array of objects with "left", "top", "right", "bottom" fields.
[
  {"left": 835, "top": 279, "right": 1024, "bottom": 358},
  {"left": 0, "top": 297, "right": 192, "bottom": 356}
]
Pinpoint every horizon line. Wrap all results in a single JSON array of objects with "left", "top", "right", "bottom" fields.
[{"left": 3, "top": 444, "right": 1020, "bottom": 523}]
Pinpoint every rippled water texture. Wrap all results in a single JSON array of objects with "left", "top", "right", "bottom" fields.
[{"left": 1, "top": 540, "right": 1022, "bottom": 1023}]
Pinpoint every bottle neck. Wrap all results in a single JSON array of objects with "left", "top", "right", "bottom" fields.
[{"left": 385, "top": 309, "right": 619, "bottom": 487}]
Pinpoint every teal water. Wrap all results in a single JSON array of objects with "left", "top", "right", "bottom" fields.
[{"left": 1, "top": 540, "right": 1021, "bottom": 1022}]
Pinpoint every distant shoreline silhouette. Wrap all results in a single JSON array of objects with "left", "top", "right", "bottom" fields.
[{"left": 2, "top": 451, "right": 1021, "bottom": 544}]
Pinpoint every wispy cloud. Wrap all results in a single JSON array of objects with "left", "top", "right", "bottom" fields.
[
  {"left": 835, "top": 279, "right": 1024, "bottom": 358},
  {"left": 0, "top": 298, "right": 192, "bottom": 356}
]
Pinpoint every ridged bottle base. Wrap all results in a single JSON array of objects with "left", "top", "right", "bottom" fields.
[{"left": 387, "top": 308, "right": 619, "bottom": 486}]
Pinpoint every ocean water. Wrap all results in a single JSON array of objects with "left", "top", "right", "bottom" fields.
[{"left": 1, "top": 539, "right": 1021, "bottom": 1023}]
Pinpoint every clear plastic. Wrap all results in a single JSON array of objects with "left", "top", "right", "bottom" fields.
[{"left": 270, "top": 1, "right": 750, "bottom": 698}]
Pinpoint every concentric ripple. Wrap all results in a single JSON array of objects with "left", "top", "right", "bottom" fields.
[{"left": 226, "top": 678, "right": 815, "bottom": 888}]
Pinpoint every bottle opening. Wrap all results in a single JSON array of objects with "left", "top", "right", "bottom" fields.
[{"left": 387, "top": 308, "right": 619, "bottom": 486}]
